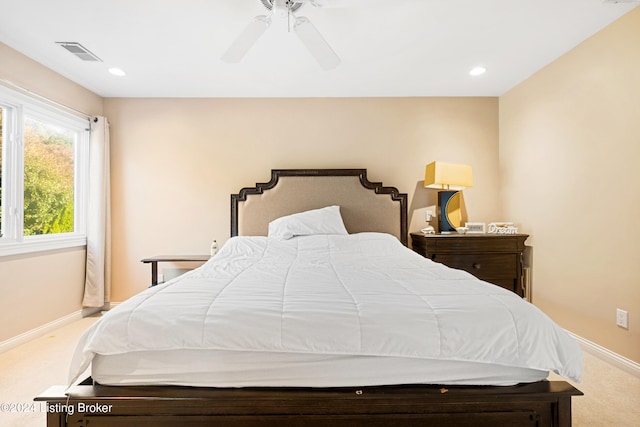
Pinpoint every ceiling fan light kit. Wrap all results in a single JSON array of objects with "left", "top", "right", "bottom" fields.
[{"left": 222, "top": 0, "right": 340, "bottom": 70}]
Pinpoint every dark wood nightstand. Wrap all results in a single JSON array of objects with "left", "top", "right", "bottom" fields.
[
  {"left": 410, "top": 233, "right": 529, "bottom": 296},
  {"left": 141, "top": 255, "right": 211, "bottom": 286}
]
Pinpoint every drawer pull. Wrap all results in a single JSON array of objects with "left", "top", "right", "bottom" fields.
[{"left": 473, "top": 263, "right": 481, "bottom": 269}]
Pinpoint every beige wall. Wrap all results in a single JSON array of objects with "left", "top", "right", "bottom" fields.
[
  {"left": 499, "top": 8, "right": 640, "bottom": 361},
  {"left": 104, "top": 97, "right": 500, "bottom": 300},
  {"left": 0, "top": 248, "right": 87, "bottom": 340},
  {"left": 0, "top": 43, "right": 103, "bottom": 342}
]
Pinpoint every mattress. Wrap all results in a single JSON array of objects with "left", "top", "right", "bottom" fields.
[
  {"left": 91, "top": 350, "right": 548, "bottom": 387},
  {"left": 70, "top": 233, "right": 582, "bottom": 387}
]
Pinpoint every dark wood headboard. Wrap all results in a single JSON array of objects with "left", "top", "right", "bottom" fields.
[{"left": 231, "top": 169, "right": 408, "bottom": 245}]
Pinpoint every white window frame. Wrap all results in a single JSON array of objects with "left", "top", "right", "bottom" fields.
[{"left": 0, "top": 85, "right": 89, "bottom": 256}]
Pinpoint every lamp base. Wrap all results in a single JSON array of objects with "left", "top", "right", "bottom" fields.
[{"left": 438, "top": 190, "right": 462, "bottom": 233}]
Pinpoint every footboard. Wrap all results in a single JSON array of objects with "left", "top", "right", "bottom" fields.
[{"left": 36, "top": 380, "right": 582, "bottom": 427}]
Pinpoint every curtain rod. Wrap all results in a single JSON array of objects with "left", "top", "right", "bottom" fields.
[{"left": 0, "top": 77, "right": 93, "bottom": 121}]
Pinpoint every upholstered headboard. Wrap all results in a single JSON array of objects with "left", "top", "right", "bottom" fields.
[{"left": 231, "top": 169, "right": 408, "bottom": 245}]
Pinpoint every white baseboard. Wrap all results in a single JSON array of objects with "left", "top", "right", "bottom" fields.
[
  {"left": 568, "top": 331, "right": 640, "bottom": 378},
  {"left": 0, "top": 306, "right": 102, "bottom": 355}
]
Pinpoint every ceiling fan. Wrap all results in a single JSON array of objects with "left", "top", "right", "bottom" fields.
[{"left": 221, "top": 0, "right": 340, "bottom": 70}]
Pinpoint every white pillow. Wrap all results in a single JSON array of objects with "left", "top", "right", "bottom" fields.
[{"left": 268, "top": 206, "right": 348, "bottom": 240}]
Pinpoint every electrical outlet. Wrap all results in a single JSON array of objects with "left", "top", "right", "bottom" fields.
[
  {"left": 425, "top": 210, "right": 434, "bottom": 221},
  {"left": 616, "top": 309, "right": 629, "bottom": 329}
]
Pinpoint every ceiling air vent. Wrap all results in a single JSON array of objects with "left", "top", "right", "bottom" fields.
[{"left": 56, "top": 42, "right": 102, "bottom": 62}]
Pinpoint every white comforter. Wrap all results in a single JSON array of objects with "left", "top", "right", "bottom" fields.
[{"left": 70, "top": 233, "right": 582, "bottom": 384}]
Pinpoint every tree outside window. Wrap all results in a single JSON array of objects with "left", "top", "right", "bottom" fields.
[{"left": 22, "top": 117, "right": 75, "bottom": 235}]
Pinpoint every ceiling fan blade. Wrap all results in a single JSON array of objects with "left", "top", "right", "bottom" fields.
[
  {"left": 293, "top": 16, "right": 340, "bottom": 70},
  {"left": 221, "top": 15, "right": 272, "bottom": 63}
]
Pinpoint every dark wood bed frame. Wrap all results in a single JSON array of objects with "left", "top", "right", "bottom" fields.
[{"left": 35, "top": 169, "right": 582, "bottom": 426}]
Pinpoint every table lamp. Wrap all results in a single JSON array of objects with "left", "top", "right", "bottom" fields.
[{"left": 424, "top": 161, "right": 473, "bottom": 233}]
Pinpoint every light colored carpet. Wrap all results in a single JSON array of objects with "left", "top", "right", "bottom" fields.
[
  {"left": 0, "top": 314, "right": 638, "bottom": 426},
  {"left": 0, "top": 315, "right": 98, "bottom": 427},
  {"left": 549, "top": 351, "right": 640, "bottom": 427}
]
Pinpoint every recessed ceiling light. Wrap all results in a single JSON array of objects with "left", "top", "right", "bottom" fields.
[
  {"left": 469, "top": 66, "right": 487, "bottom": 76},
  {"left": 108, "top": 67, "right": 126, "bottom": 77}
]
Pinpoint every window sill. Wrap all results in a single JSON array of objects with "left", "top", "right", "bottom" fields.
[{"left": 0, "top": 235, "right": 87, "bottom": 258}]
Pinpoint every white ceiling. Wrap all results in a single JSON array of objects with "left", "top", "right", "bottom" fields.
[{"left": 0, "top": 0, "right": 637, "bottom": 98}]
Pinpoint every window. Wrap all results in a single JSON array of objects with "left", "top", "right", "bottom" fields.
[{"left": 0, "top": 86, "right": 89, "bottom": 256}]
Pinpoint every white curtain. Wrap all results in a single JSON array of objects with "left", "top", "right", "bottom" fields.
[{"left": 83, "top": 116, "right": 111, "bottom": 308}]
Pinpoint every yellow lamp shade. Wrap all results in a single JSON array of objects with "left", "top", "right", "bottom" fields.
[{"left": 424, "top": 161, "right": 473, "bottom": 191}]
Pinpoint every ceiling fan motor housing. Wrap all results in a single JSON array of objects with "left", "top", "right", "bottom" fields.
[{"left": 260, "top": 0, "right": 304, "bottom": 12}]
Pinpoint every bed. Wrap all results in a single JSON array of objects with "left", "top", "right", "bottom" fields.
[{"left": 36, "top": 169, "right": 582, "bottom": 426}]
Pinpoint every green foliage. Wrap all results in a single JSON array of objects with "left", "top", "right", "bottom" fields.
[
  {"left": 0, "top": 113, "right": 75, "bottom": 236},
  {"left": 46, "top": 204, "right": 74, "bottom": 234},
  {"left": 23, "top": 119, "right": 74, "bottom": 235}
]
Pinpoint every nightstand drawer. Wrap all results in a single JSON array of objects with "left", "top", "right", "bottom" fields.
[
  {"left": 410, "top": 232, "right": 529, "bottom": 297},
  {"left": 433, "top": 253, "right": 517, "bottom": 279},
  {"left": 432, "top": 238, "right": 522, "bottom": 253}
]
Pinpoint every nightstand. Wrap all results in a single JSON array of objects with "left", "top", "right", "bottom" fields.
[
  {"left": 410, "top": 233, "right": 529, "bottom": 296},
  {"left": 141, "top": 255, "right": 211, "bottom": 286}
]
